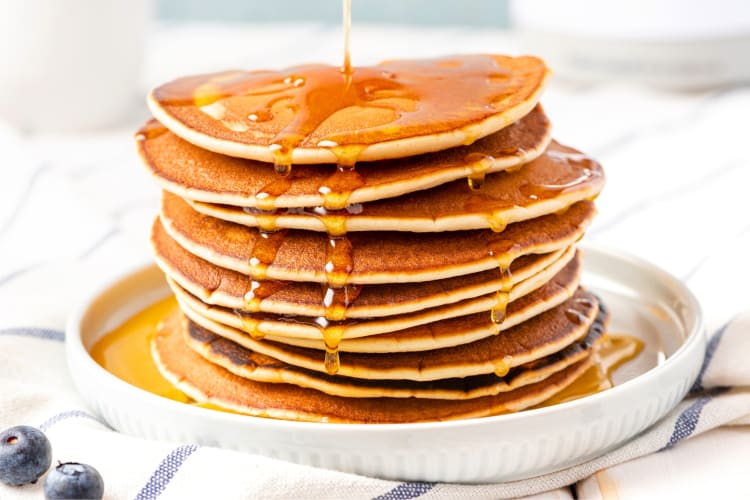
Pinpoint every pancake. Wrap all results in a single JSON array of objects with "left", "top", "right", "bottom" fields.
[
  {"left": 147, "top": 55, "right": 550, "bottom": 165},
  {"left": 262, "top": 260, "right": 580, "bottom": 353},
  {"left": 175, "top": 287, "right": 599, "bottom": 381},
  {"left": 137, "top": 105, "right": 551, "bottom": 209},
  {"left": 171, "top": 252, "right": 581, "bottom": 342},
  {"left": 152, "top": 311, "right": 595, "bottom": 423},
  {"left": 187, "top": 140, "right": 603, "bottom": 232},
  {"left": 183, "top": 305, "right": 606, "bottom": 399},
  {"left": 152, "top": 215, "right": 573, "bottom": 317},
  {"left": 159, "top": 193, "right": 596, "bottom": 284}
]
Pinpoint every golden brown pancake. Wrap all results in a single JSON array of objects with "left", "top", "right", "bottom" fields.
[
  {"left": 187, "top": 140, "right": 603, "bottom": 232},
  {"left": 152, "top": 215, "right": 573, "bottom": 317},
  {"left": 152, "top": 312, "right": 595, "bottom": 423},
  {"left": 171, "top": 252, "right": 581, "bottom": 342},
  {"left": 159, "top": 193, "right": 596, "bottom": 284},
  {"left": 174, "top": 287, "right": 599, "bottom": 381},
  {"left": 258, "top": 260, "right": 581, "bottom": 353},
  {"left": 147, "top": 55, "right": 550, "bottom": 164},
  {"left": 137, "top": 106, "right": 551, "bottom": 209},
  {"left": 183, "top": 305, "right": 606, "bottom": 399}
]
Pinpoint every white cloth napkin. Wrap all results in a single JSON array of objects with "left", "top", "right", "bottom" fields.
[{"left": 0, "top": 315, "right": 748, "bottom": 499}]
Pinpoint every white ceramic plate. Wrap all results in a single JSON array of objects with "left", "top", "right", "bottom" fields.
[{"left": 65, "top": 246, "right": 705, "bottom": 483}]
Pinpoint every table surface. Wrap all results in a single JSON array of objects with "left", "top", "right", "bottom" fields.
[{"left": 0, "top": 23, "right": 749, "bottom": 497}]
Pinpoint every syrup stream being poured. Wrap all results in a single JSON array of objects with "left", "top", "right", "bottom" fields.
[{"left": 342, "top": 0, "right": 352, "bottom": 75}]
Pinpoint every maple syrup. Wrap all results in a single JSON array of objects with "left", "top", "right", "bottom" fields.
[
  {"left": 538, "top": 334, "right": 644, "bottom": 407},
  {"left": 155, "top": 53, "right": 546, "bottom": 172},
  {"left": 488, "top": 246, "right": 515, "bottom": 325},
  {"left": 494, "top": 355, "right": 513, "bottom": 377},
  {"left": 90, "top": 296, "right": 190, "bottom": 404},
  {"left": 465, "top": 152, "right": 494, "bottom": 190},
  {"left": 342, "top": 0, "right": 352, "bottom": 75},
  {"left": 318, "top": 165, "right": 365, "bottom": 211},
  {"left": 247, "top": 229, "right": 287, "bottom": 280},
  {"left": 235, "top": 230, "right": 288, "bottom": 339}
]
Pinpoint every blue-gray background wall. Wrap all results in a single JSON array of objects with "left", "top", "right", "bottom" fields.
[{"left": 157, "top": 0, "right": 510, "bottom": 27}]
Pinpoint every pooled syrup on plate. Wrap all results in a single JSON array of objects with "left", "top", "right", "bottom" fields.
[
  {"left": 538, "top": 334, "right": 644, "bottom": 407},
  {"left": 90, "top": 296, "right": 190, "bottom": 404}
]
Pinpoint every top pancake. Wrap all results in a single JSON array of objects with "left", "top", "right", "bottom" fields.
[
  {"left": 147, "top": 54, "right": 550, "bottom": 164},
  {"left": 137, "top": 105, "right": 551, "bottom": 209}
]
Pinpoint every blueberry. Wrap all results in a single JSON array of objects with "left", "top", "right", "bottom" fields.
[
  {"left": 0, "top": 425, "right": 52, "bottom": 486},
  {"left": 44, "top": 462, "right": 104, "bottom": 500}
]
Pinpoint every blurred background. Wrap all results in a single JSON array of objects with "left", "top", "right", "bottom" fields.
[
  {"left": 159, "top": 0, "right": 510, "bottom": 26},
  {"left": 1, "top": 0, "right": 749, "bottom": 132}
]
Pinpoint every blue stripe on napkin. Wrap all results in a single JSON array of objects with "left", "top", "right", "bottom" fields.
[
  {"left": 39, "top": 409, "right": 107, "bottom": 431},
  {"left": 0, "top": 327, "right": 64, "bottom": 341},
  {"left": 662, "top": 396, "right": 712, "bottom": 450},
  {"left": 690, "top": 319, "right": 732, "bottom": 393},
  {"left": 134, "top": 444, "right": 200, "bottom": 500},
  {"left": 372, "top": 482, "right": 435, "bottom": 500}
]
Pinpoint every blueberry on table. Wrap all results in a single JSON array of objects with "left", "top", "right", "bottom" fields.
[
  {"left": 0, "top": 425, "right": 53, "bottom": 486},
  {"left": 44, "top": 462, "right": 104, "bottom": 500}
]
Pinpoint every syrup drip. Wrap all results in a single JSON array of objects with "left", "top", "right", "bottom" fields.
[
  {"left": 234, "top": 311, "right": 265, "bottom": 339},
  {"left": 489, "top": 251, "right": 514, "bottom": 325},
  {"left": 322, "top": 283, "right": 361, "bottom": 322},
  {"left": 243, "top": 280, "right": 287, "bottom": 312},
  {"left": 519, "top": 152, "right": 598, "bottom": 201},
  {"left": 255, "top": 174, "right": 293, "bottom": 211},
  {"left": 248, "top": 229, "right": 287, "bottom": 280},
  {"left": 465, "top": 152, "right": 494, "bottom": 191},
  {"left": 487, "top": 211, "right": 508, "bottom": 233},
  {"left": 318, "top": 165, "right": 366, "bottom": 211},
  {"left": 322, "top": 321, "right": 346, "bottom": 375},
  {"left": 494, "top": 355, "right": 514, "bottom": 377},
  {"left": 318, "top": 233, "right": 356, "bottom": 374},
  {"left": 254, "top": 213, "right": 278, "bottom": 232},
  {"left": 234, "top": 229, "right": 288, "bottom": 342}
]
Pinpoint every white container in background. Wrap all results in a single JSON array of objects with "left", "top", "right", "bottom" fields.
[
  {"left": 510, "top": 0, "right": 750, "bottom": 89},
  {"left": 0, "top": 0, "right": 153, "bottom": 132}
]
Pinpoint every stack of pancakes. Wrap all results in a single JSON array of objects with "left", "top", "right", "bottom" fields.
[{"left": 137, "top": 54, "right": 611, "bottom": 423}]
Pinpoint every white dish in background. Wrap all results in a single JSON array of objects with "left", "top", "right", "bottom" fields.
[{"left": 65, "top": 246, "right": 705, "bottom": 483}]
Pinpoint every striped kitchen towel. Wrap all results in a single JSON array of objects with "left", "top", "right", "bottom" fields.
[{"left": 0, "top": 313, "right": 749, "bottom": 500}]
